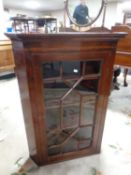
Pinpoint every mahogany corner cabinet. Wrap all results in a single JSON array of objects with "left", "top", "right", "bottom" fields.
[{"left": 6, "top": 32, "right": 126, "bottom": 166}]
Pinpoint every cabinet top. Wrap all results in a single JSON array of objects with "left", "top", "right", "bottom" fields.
[
  {"left": 5, "top": 32, "right": 127, "bottom": 54},
  {"left": 6, "top": 32, "right": 127, "bottom": 42}
]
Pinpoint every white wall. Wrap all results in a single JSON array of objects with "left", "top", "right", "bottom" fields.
[
  {"left": 116, "top": 1, "right": 131, "bottom": 24},
  {"left": 2, "top": 1, "right": 131, "bottom": 33},
  {"left": 105, "top": 1, "right": 131, "bottom": 28},
  {"left": 0, "top": 0, "right": 7, "bottom": 39},
  {"left": 51, "top": 9, "right": 70, "bottom": 27},
  {"left": 104, "top": 2, "right": 118, "bottom": 29},
  {"left": 7, "top": 8, "right": 51, "bottom": 18},
  {"left": 50, "top": 10, "right": 64, "bottom": 23}
]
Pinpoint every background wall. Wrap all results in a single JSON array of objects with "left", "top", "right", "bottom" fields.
[
  {"left": 1, "top": 0, "right": 131, "bottom": 35},
  {"left": 116, "top": 1, "right": 131, "bottom": 24},
  {"left": 0, "top": 0, "right": 7, "bottom": 39},
  {"left": 6, "top": 8, "right": 51, "bottom": 18},
  {"left": 104, "top": 2, "right": 118, "bottom": 29}
]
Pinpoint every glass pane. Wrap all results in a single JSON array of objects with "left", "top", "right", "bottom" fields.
[
  {"left": 81, "top": 95, "right": 96, "bottom": 125},
  {"left": 75, "top": 127, "right": 92, "bottom": 140},
  {"left": 48, "top": 147, "right": 61, "bottom": 156},
  {"left": 62, "top": 90, "right": 80, "bottom": 128},
  {"left": 62, "top": 90, "right": 80, "bottom": 105},
  {"left": 62, "top": 127, "right": 92, "bottom": 153},
  {"left": 84, "top": 61, "right": 101, "bottom": 74},
  {"left": 63, "top": 105, "right": 80, "bottom": 128},
  {"left": 48, "top": 131, "right": 68, "bottom": 147},
  {"left": 63, "top": 139, "right": 77, "bottom": 153},
  {"left": 44, "top": 81, "right": 69, "bottom": 101},
  {"left": 76, "top": 79, "right": 98, "bottom": 93},
  {"left": 42, "top": 62, "right": 60, "bottom": 78},
  {"left": 45, "top": 108, "right": 60, "bottom": 130},
  {"left": 78, "top": 140, "right": 91, "bottom": 150},
  {"left": 63, "top": 61, "right": 81, "bottom": 77}
]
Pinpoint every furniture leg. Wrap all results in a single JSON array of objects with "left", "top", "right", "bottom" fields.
[{"left": 123, "top": 68, "right": 128, "bottom": 87}]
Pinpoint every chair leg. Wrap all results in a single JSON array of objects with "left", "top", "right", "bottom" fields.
[
  {"left": 113, "top": 67, "right": 121, "bottom": 90},
  {"left": 123, "top": 68, "right": 128, "bottom": 87}
]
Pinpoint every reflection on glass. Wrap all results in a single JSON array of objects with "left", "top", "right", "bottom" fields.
[
  {"left": 68, "top": 0, "right": 103, "bottom": 26},
  {"left": 46, "top": 108, "right": 60, "bottom": 130},
  {"left": 73, "top": 0, "right": 90, "bottom": 25},
  {"left": 44, "top": 82, "right": 69, "bottom": 101},
  {"left": 42, "top": 62, "right": 60, "bottom": 78},
  {"left": 63, "top": 139, "right": 78, "bottom": 153},
  {"left": 63, "top": 105, "right": 80, "bottom": 128},
  {"left": 63, "top": 127, "right": 92, "bottom": 153},
  {"left": 85, "top": 61, "right": 101, "bottom": 74},
  {"left": 42, "top": 60, "right": 101, "bottom": 156},
  {"left": 76, "top": 127, "right": 92, "bottom": 139},
  {"left": 63, "top": 61, "right": 81, "bottom": 77},
  {"left": 48, "top": 147, "right": 61, "bottom": 156},
  {"left": 78, "top": 79, "right": 99, "bottom": 93},
  {"left": 79, "top": 140, "right": 91, "bottom": 149}
]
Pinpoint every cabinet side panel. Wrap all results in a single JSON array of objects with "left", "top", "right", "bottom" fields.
[
  {"left": 28, "top": 56, "right": 48, "bottom": 165},
  {"left": 93, "top": 50, "right": 116, "bottom": 152},
  {"left": 12, "top": 41, "right": 37, "bottom": 158}
]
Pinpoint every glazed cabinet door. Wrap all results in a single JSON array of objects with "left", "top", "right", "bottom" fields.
[
  {"left": 41, "top": 59, "right": 104, "bottom": 163},
  {"left": 26, "top": 48, "right": 114, "bottom": 165}
]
